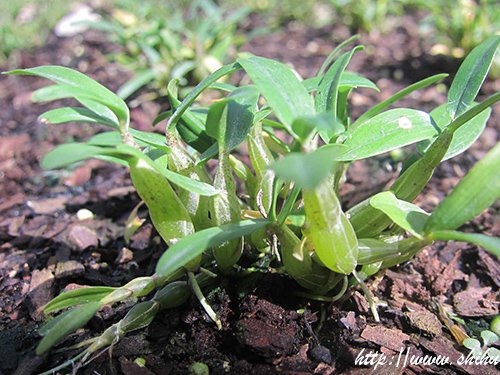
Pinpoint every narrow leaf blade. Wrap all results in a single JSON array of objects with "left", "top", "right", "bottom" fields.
[
  {"left": 426, "top": 142, "right": 500, "bottom": 232},
  {"left": 36, "top": 301, "right": 102, "bottom": 355},
  {"left": 447, "top": 35, "right": 500, "bottom": 119},
  {"left": 370, "top": 191, "right": 429, "bottom": 237},
  {"left": 340, "top": 109, "right": 439, "bottom": 161},
  {"left": 430, "top": 231, "right": 500, "bottom": 257},
  {"left": 237, "top": 56, "right": 315, "bottom": 130},
  {"left": 155, "top": 220, "right": 269, "bottom": 277},
  {"left": 43, "top": 286, "right": 116, "bottom": 314}
]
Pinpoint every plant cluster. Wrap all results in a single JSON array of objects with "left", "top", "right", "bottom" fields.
[
  {"left": 86, "top": 0, "right": 250, "bottom": 103},
  {"left": 4, "top": 35, "right": 500, "bottom": 372}
]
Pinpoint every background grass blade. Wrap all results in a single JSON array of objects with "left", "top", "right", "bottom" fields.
[{"left": 425, "top": 142, "right": 500, "bottom": 232}]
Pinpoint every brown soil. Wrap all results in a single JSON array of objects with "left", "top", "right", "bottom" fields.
[{"left": 1, "top": 13, "right": 500, "bottom": 375}]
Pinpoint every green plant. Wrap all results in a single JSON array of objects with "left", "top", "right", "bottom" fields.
[
  {"left": 0, "top": 0, "right": 71, "bottom": 62},
  {"left": 5, "top": 35, "right": 500, "bottom": 372},
  {"left": 419, "top": 0, "right": 500, "bottom": 56},
  {"left": 87, "top": 0, "right": 250, "bottom": 103},
  {"left": 463, "top": 329, "right": 500, "bottom": 362}
]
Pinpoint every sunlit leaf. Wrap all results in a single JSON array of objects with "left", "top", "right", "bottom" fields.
[
  {"left": 447, "top": 35, "right": 500, "bottom": 119},
  {"left": 339, "top": 109, "right": 438, "bottom": 161},
  {"left": 237, "top": 56, "right": 314, "bottom": 131},
  {"left": 370, "top": 191, "right": 429, "bottom": 238},
  {"left": 425, "top": 142, "right": 500, "bottom": 232}
]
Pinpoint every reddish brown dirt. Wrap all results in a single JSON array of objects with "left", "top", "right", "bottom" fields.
[{"left": 1, "top": 14, "right": 500, "bottom": 375}]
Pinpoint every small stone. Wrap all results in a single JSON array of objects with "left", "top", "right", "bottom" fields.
[
  {"left": 116, "top": 247, "right": 134, "bottom": 264},
  {"left": 77, "top": 208, "right": 94, "bottom": 221}
]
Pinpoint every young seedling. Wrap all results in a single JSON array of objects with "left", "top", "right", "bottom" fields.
[{"left": 4, "top": 35, "right": 500, "bottom": 372}]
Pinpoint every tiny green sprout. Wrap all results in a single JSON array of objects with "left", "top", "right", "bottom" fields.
[
  {"left": 490, "top": 315, "right": 500, "bottom": 336},
  {"left": 189, "top": 362, "right": 210, "bottom": 375},
  {"left": 134, "top": 357, "right": 147, "bottom": 367},
  {"left": 463, "top": 329, "right": 500, "bottom": 360},
  {"left": 5, "top": 34, "right": 500, "bottom": 373}
]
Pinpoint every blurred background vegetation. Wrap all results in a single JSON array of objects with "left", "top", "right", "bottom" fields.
[{"left": 1, "top": 0, "right": 499, "bottom": 74}]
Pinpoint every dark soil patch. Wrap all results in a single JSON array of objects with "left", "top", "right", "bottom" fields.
[{"left": 1, "top": 13, "right": 500, "bottom": 375}]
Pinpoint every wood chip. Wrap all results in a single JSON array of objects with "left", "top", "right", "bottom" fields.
[
  {"left": 420, "top": 336, "right": 500, "bottom": 375},
  {"left": 55, "top": 260, "right": 85, "bottom": 279},
  {"left": 360, "top": 325, "right": 410, "bottom": 352},
  {"left": 26, "top": 268, "right": 55, "bottom": 321},
  {"left": 26, "top": 196, "right": 68, "bottom": 215},
  {"left": 453, "top": 287, "right": 499, "bottom": 317},
  {"left": 404, "top": 309, "right": 442, "bottom": 337},
  {"left": 67, "top": 224, "right": 99, "bottom": 252}
]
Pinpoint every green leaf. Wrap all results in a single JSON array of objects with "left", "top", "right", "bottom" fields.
[
  {"left": 447, "top": 36, "right": 500, "bottom": 119},
  {"left": 167, "top": 63, "right": 241, "bottom": 130},
  {"left": 425, "top": 142, "right": 500, "bottom": 232},
  {"left": 303, "top": 71, "right": 378, "bottom": 93},
  {"left": 167, "top": 79, "right": 214, "bottom": 153},
  {"left": 370, "top": 191, "right": 429, "bottom": 238},
  {"left": 43, "top": 142, "right": 219, "bottom": 197},
  {"left": 316, "top": 46, "right": 363, "bottom": 113},
  {"left": 129, "top": 129, "right": 170, "bottom": 153},
  {"left": 206, "top": 86, "right": 258, "bottom": 151},
  {"left": 111, "top": 145, "right": 220, "bottom": 197},
  {"left": 155, "top": 219, "right": 269, "bottom": 277},
  {"left": 352, "top": 74, "right": 448, "bottom": 128},
  {"left": 117, "top": 69, "right": 155, "bottom": 100},
  {"left": 36, "top": 301, "right": 102, "bottom": 355},
  {"left": 271, "top": 144, "right": 347, "bottom": 189},
  {"left": 430, "top": 231, "right": 500, "bottom": 257},
  {"left": 418, "top": 103, "right": 491, "bottom": 160},
  {"left": 41, "top": 143, "right": 115, "bottom": 169},
  {"left": 32, "top": 85, "right": 120, "bottom": 127},
  {"left": 39, "top": 107, "right": 119, "bottom": 128},
  {"left": 303, "top": 179, "right": 358, "bottom": 274},
  {"left": 237, "top": 56, "right": 315, "bottom": 131},
  {"left": 291, "top": 112, "right": 345, "bottom": 141},
  {"left": 7, "top": 66, "right": 129, "bottom": 128},
  {"left": 43, "top": 286, "right": 116, "bottom": 314},
  {"left": 120, "top": 301, "right": 159, "bottom": 332},
  {"left": 223, "top": 86, "right": 259, "bottom": 150},
  {"left": 339, "top": 109, "right": 439, "bottom": 161}
]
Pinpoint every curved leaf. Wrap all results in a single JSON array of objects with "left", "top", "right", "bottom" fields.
[
  {"left": 340, "top": 109, "right": 439, "bottom": 161},
  {"left": 370, "top": 191, "right": 429, "bottom": 238},
  {"left": 36, "top": 301, "right": 102, "bottom": 355},
  {"left": 447, "top": 35, "right": 500, "bottom": 119},
  {"left": 7, "top": 66, "right": 129, "bottom": 127},
  {"left": 425, "top": 142, "right": 500, "bottom": 232},
  {"left": 237, "top": 56, "right": 314, "bottom": 131},
  {"left": 43, "top": 286, "right": 115, "bottom": 314},
  {"left": 430, "top": 231, "right": 500, "bottom": 257},
  {"left": 352, "top": 74, "right": 448, "bottom": 127},
  {"left": 155, "top": 219, "right": 269, "bottom": 277},
  {"left": 39, "top": 107, "right": 119, "bottom": 128},
  {"left": 418, "top": 103, "right": 491, "bottom": 160}
]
